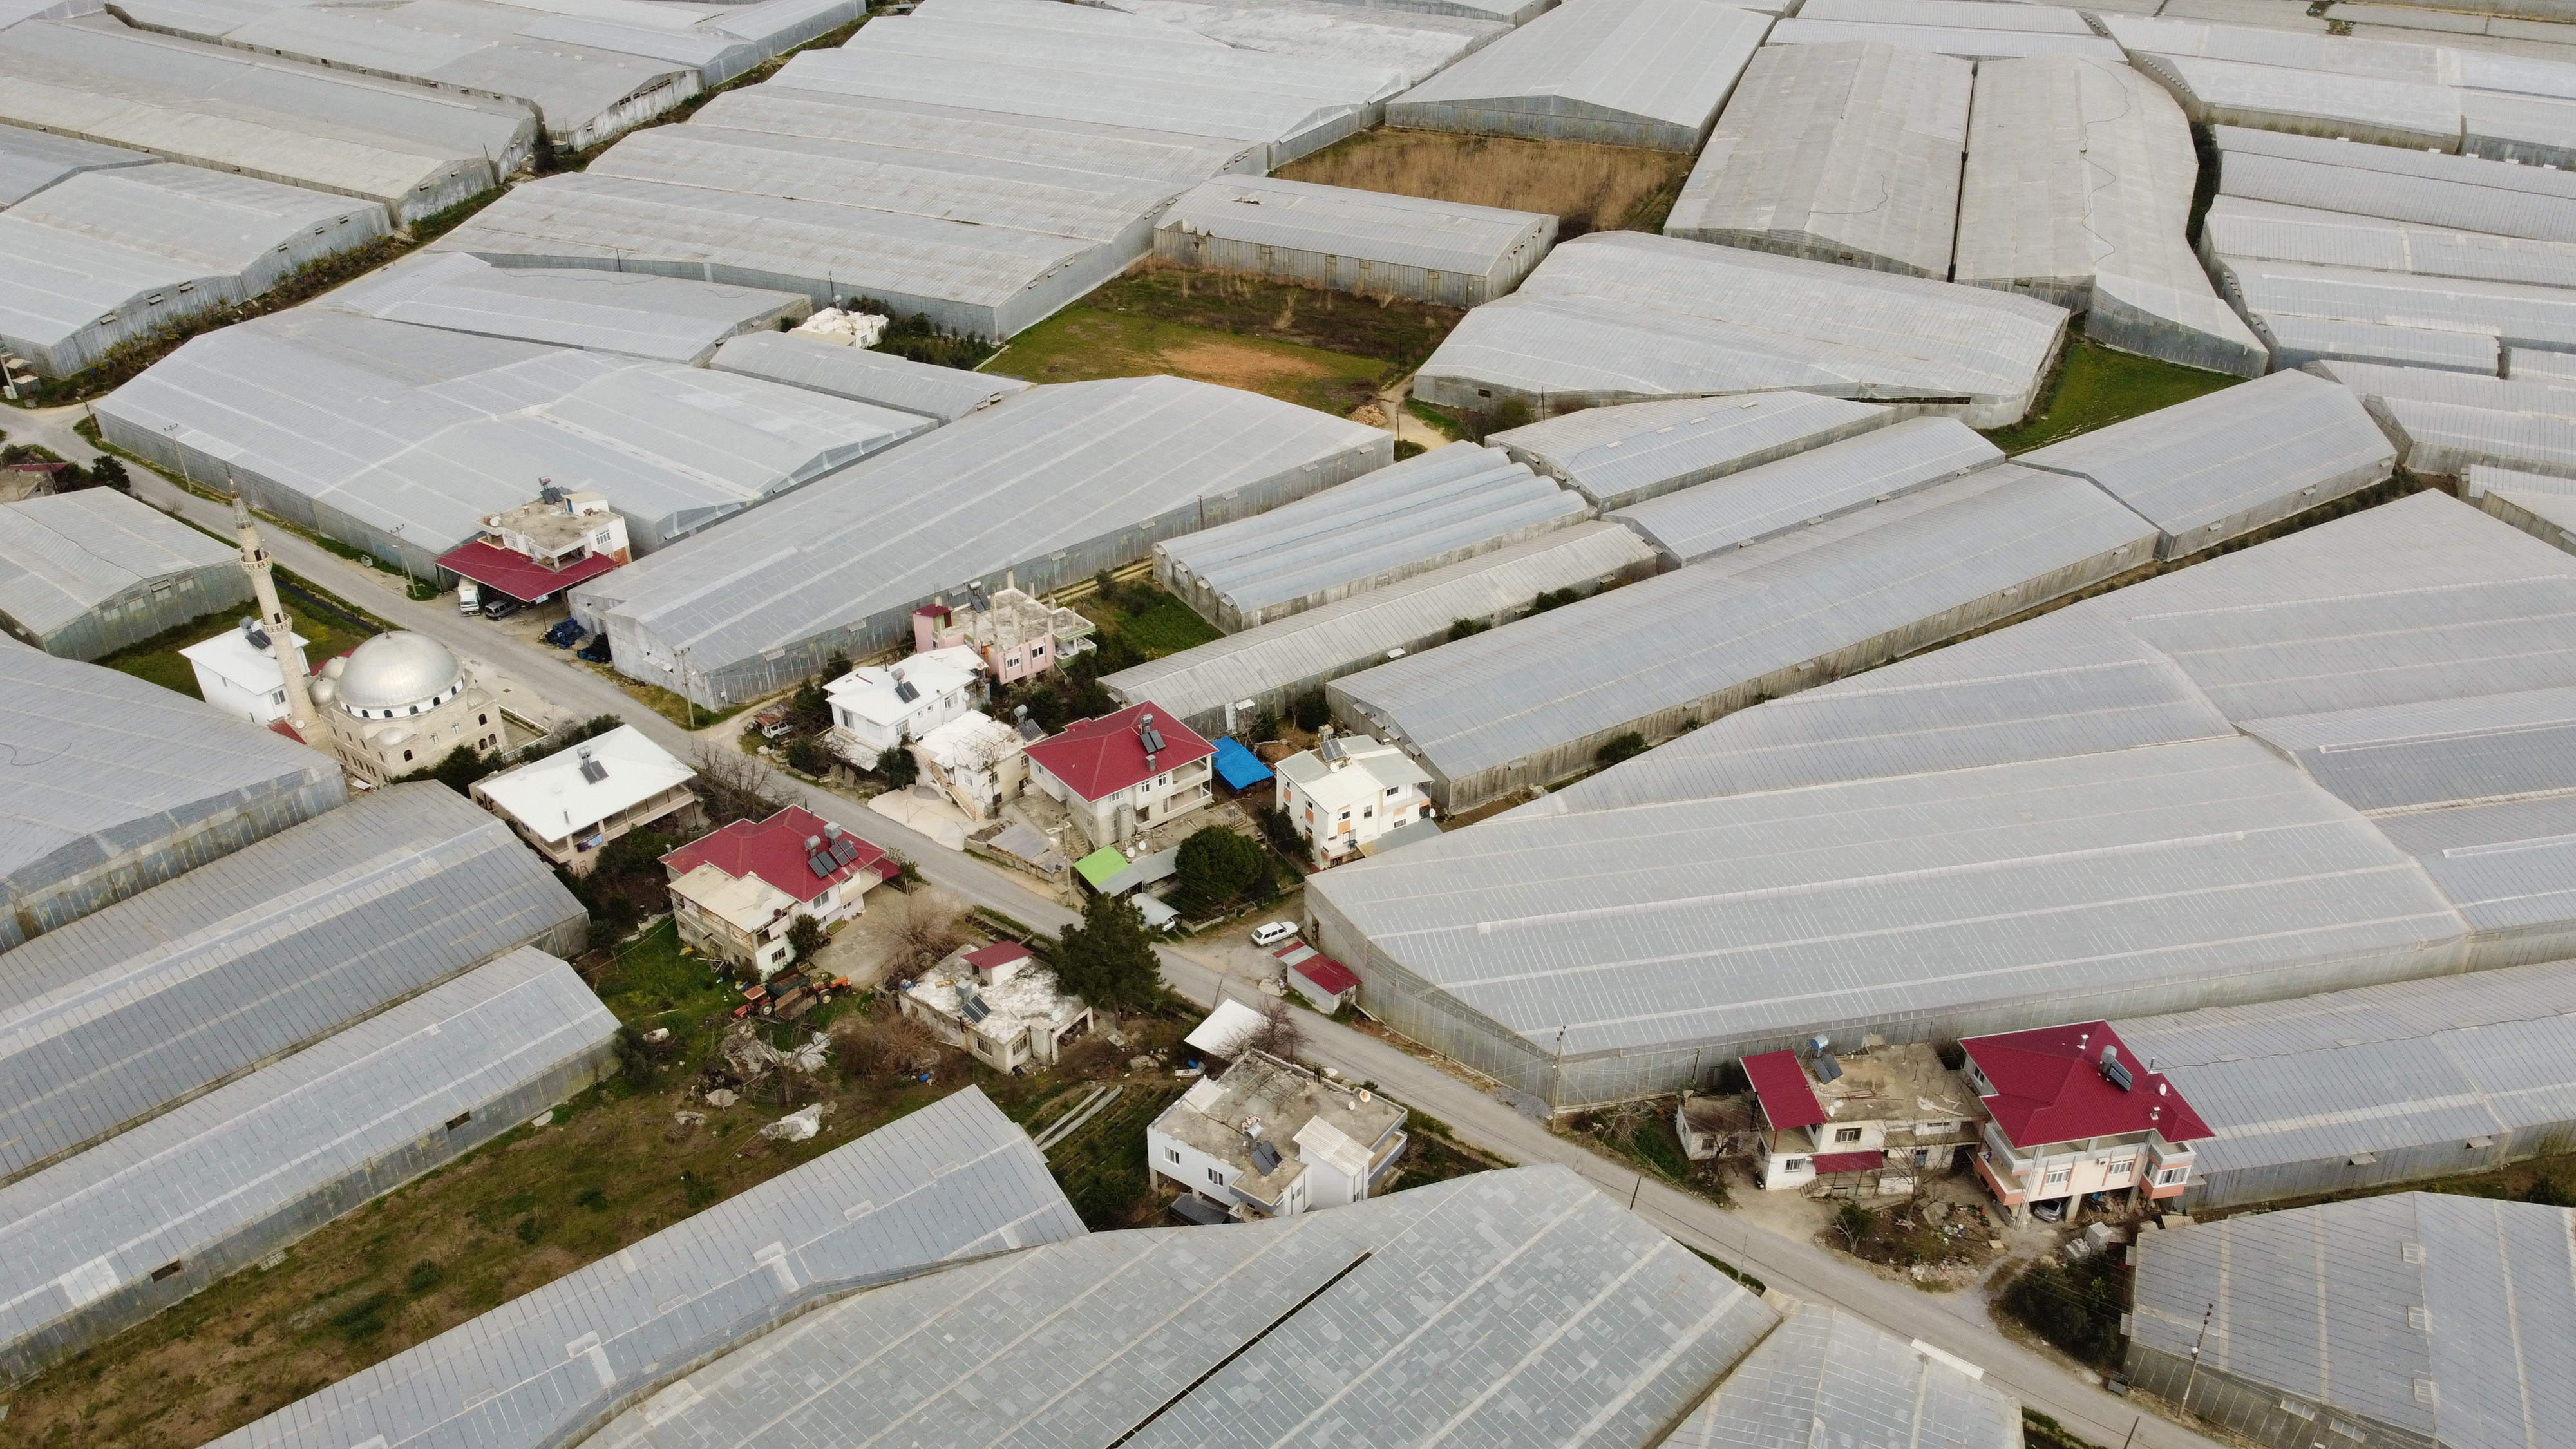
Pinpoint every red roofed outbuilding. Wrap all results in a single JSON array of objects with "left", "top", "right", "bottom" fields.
[
  {"left": 660, "top": 806, "right": 886, "bottom": 978},
  {"left": 1960, "top": 1021, "right": 2211, "bottom": 1222},
  {"left": 1022, "top": 700, "right": 1215, "bottom": 849}
]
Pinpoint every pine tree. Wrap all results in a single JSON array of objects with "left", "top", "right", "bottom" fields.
[{"left": 1054, "top": 893, "right": 1163, "bottom": 1010}]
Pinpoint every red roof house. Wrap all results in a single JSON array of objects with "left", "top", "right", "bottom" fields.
[
  {"left": 1023, "top": 700, "right": 1216, "bottom": 848},
  {"left": 1960, "top": 1021, "right": 2211, "bottom": 1219},
  {"left": 1275, "top": 942, "right": 1360, "bottom": 1012},
  {"left": 659, "top": 806, "right": 887, "bottom": 978},
  {"left": 1743, "top": 1050, "right": 1828, "bottom": 1130}
]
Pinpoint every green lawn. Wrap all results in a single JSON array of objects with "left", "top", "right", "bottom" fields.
[
  {"left": 1980, "top": 336, "right": 2244, "bottom": 455},
  {"left": 94, "top": 600, "right": 372, "bottom": 703},
  {"left": 1080, "top": 584, "right": 1224, "bottom": 659},
  {"left": 988, "top": 306, "right": 1392, "bottom": 418}
]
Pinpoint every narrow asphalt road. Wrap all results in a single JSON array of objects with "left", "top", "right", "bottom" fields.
[{"left": 124, "top": 462, "right": 2211, "bottom": 1449}]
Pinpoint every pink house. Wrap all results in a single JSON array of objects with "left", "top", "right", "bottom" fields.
[{"left": 913, "top": 582, "right": 1095, "bottom": 686}]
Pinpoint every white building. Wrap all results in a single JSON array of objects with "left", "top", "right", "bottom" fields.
[
  {"left": 1274, "top": 734, "right": 1435, "bottom": 867},
  {"left": 661, "top": 807, "right": 886, "bottom": 979},
  {"left": 824, "top": 645, "right": 983, "bottom": 764},
  {"left": 307, "top": 633, "right": 503, "bottom": 785},
  {"left": 181, "top": 620, "right": 311, "bottom": 724},
  {"left": 469, "top": 726, "right": 695, "bottom": 869},
  {"left": 1148, "top": 1049, "right": 1408, "bottom": 1220},
  {"left": 913, "top": 710, "right": 1028, "bottom": 821},
  {"left": 1745, "top": 1043, "right": 1985, "bottom": 1195},
  {"left": 898, "top": 941, "right": 1093, "bottom": 1073},
  {"left": 1023, "top": 700, "right": 1216, "bottom": 849}
]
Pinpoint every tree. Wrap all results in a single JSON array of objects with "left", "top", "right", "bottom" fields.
[
  {"left": 1221, "top": 996, "right": 1305, "bottom": 1064},
  {"left": 1447, "top": 617, "right": 1492, "bottom": 641},
  {"left": 1833, "top": 1201, "right": 1878, "bottom": 1253},
  {"left": 690, "top": 744, "right": 784, "bottom": 827},
  {"left": 1291, "top": 689, "right": 1331, "bottom": 732},
  {"left": 1173, "top": 825, "right": 1264, "bottom": 914},
  {"left": 83, "top": 455, "right": 131, "bottom": 491},
  {"left": 785, "top": 914, "right": 828, "bottom": 965},
  {"left": 893, "top": 889, "right": 968, "bottom": 980},
  {"left": 787, "top": 675, "right": 831, "bottom": 733},
  {"left": 1594, "top": 732, "right": 1648, "bottom": 770},
  {"left": 875, "top": 744, "right": 919, "bottom": 788},
  {"left": 1530, "top": 586, "right": 1582, "bottom": 614},
  {"left": 784, "top": 735, "right": 830, "bottom": 775},
  {"left": 1052, "top": 893, "right": 1163, "bottom": 1010},
  {"left": 392, "top": 743, "right": 492, "bottom": 795}
]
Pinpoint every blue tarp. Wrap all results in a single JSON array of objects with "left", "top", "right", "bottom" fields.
[{"left": 1212, "top": 737, "right": 1273, "bottom": 791}]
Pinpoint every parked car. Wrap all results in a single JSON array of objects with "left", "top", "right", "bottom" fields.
[
  {"left": 1251, "top": 920, "right": 1298, "bottom": 948},
  {"left": 457, "top": 580, "right": 480, "bottom": 614},
  {"left": 481, "top": 595, "right": 523, "bottom": 620},
  {"left": 752, "top": 705, "right": 795, "bottom": 740}
]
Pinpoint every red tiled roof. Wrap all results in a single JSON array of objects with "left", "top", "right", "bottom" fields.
[
  {"left": 660, "top": 806, "right": 887, "bottom": 905},
  {"left": 1022, "top": 700, "right": 1214, "bottom": 802},
  {"left": 435, "top": 539, "right": 619, "bottom": 602},
  {"left": 1743, "top": 1050, "right": 1827, "bottom": 1130},
  {"left": 1281, "top": 947, "right": 1359, "bottom": 996},
  {"left": 1810, "top": 1151, "right": 1882, "bottom": 1175},
  {"left": 965, "top": 941, "right": 1030, "bottom": 971},
  {"left": 1962, "top": 1021, "right": 2212, "bottom": 1149}
]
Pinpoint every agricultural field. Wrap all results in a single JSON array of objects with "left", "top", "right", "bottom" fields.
[
  {"left": 1980, "top": 336, "right": 2243, "bottom": 455},
  {"left": 1279, "top": 128, "right": 1694, "bottom": 237}
]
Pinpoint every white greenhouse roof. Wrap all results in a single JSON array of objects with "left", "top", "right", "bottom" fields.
[
  {"left": 1101, "top": 522, "right": 1661, "bottom": 734},
  {"left": 708, "top": 331, "right": 1028, "bottom": 422},
  {"left": 1662, "top": 1303, "right": 2023, "bottom": 1449},
  {"left": 1316, "top": 494, "right": 2576, "bottom": 1087},
  {"left": 2310, "top": 358, "right": 2576, "bottom": 477},
  {"left": 2018, "top": 370, "right": 2394, "bottom": 556},
  {"left": 208, "top": 1088, "right": 1084, "bottom": 1449},
  {"left": 1768, "top": 16, "right": 2125, "bottom": 59},
  {"left": 1388, "top": 0, "right": 1774, "bottom": 150},
  {"left": 8, "top": 161, "right": 377, "bottom": 274},
  {"left": 574, "top": 376, "right": 1388, "bottom": 703},
  {"left": 2131, "top": 1193, "right": 2576, "bottom": 1449},
  {"left": 1088, "top": 0, "right": 1506, "bottom": 88},
  {"left": 1159, "top": 174, "right": 1552, "bottom": 277},
  {"left": 474, "top": 724, "right": 693, "bottom": 840},
  {"left": 95, "top": 309, "right": 933, "bottom": 558},
  {"left": 1667, "top": 41, "right": 1972, "bottom": 279},
  {"left": 579, "top": 1166, "right": 1778, "bottom": 1449},
  {"left": 0, "top": 637, "right": 344, "bottom": 952},
  {"left": 2204, "top": 194, "right": 2576, "bottom": 295},
  {"left": 1607, "top": 415, "right": 2001, "bottom": 565},
  {"left": 0, "top": 487, "right": 234, "bottom": 639},
  {"left": 2468, "top": 464, "right": 2576, "bottom": 548},
  {"left": 0, "top": 949, "right": 614, "bottom": 1385},
  {"left": 1155, "top": 441, "right": 1585, "bottom": 630},
  {"left": 1334, "top": 463, "right": 2157, "bottom": 806},
  {"left": 323, "top": 252, "right": 806, "bottom": 364},
  {"left": 1491, "top": 392, "right": 1892, "bottom": 511},
  {"left": 1795, "top": 0, "right": 2094, "bottom": 34},
  {"left": 0, "top": 782, "right": 585, "bottom": 1179},
  {"left": 1416, "top": 231, "right": 2067, "bottom": 428},
  {"left": 0, "top": 15, "right": 536, "bottom": 220},
  {"left": 0, "top": 122, "right": 150, "bottom": 208},
  {"left": 694, "top": 84, "right": 1261, "bottom": 184},
  {"left": 2213, "top": 124, "right": 2576, "bottom": 244}
]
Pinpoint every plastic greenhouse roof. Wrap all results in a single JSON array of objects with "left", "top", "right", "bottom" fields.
[
  {"left": 0, "top": 949, "right": 614, "bottom": 1380},
  {"left": 693, "top": 84, "right": 1260, "bottom": 184},
  {"left": 1797, "top": 0, "right": 2094, "bottom": 33},
  {"left": 1159, "top": 175, "right": 1551, "bottom": 276},
  {"left": 0, "top": 486, "right": 234, "bottom": 638},
  {"left": 1668, "top": 41, "right": 1971, "bottom": 278},
  {"left": 0, "top": 638, "right": 342, "bottom": 946},
  {"left": 2215, "top": 254, "right": 2576, "bottom": 354},
  {"left": 2213, "top": 125, "right": 2576, "bottom": 245},
  {"left": 0, "top": 213, "right": 222, "bottom": 350},
  {"left": 1087, "top": 0, "right": 1505, "bottom": 89},
  {"left": 1662, "top": 1303, "right": 2022, "bottom": 1449},
  {"left": 2132, "top": 1193, "right": 2576, "bottom": 1449},
  {"left": 1319, "top": 495, "right": 2576, "bottom": 1062},
  {"left": 0, "top": 782, "right": 584, "bottom": 1180},
  {"left": 573, "top": 376, "right": 1385, "bottom": 688},
  {"left": 1607, "top": 415, "right": 2000, "bottom": 564},
  {"left": 323, "top": 252, "right": 805, "bottom": 364},
  {"left": 7, "top": 162, "right": 375, "bottom": 274},
  {"left": 1392, "top": 0, "right": 1774, "bottom": 135},
  {"left": 0, "top": 122, "right": 151, "bottom": 207},
  {"left": 1335, "top": 464, "right": 2156, "bottom": 795},
  {"left": 2202, "top": 195, "right": 2576, "bottom": 291},
  {"left": 1156, "top": 442, "right": 1584, "bottom": 627},
  {"left": 708, "top": 331, "right": 1028, "bottom": 422},
  {"left": 1099, "top": 523, "right": 1660, "bottom": 730},
  {"left": 1491, "top": 392, "right": 1892, "bottom": 511},
  {"left": 579, "top": 1166, "right": 1778, "bottom": 1449},
  {"left": 1417, "top": 231, "right": 2067, "bottom": 424},
  {"left": 206, "top": 1088, "right": 1083, "bottom": 1449}
]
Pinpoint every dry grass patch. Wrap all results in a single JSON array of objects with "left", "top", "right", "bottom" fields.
[{"left": 1278, "top": 128, "right": 1694, "bottom": 236}]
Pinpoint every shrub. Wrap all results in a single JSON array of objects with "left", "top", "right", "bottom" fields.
[
  {"left": 1174, "top": 826, "right": 1265, "bottom": 914},
  {"left": 1530, "top": 586, "right": 1582, "bottom": 614},
  {"left": 1998, "top": 1259, "right": 2126, "bottom": 1367},
  {"left": 784, "top": 735, "right": 830, "bottom": 775},
  {"left": 1488, "top": 397, "right": 1535, "bottom": 433},
  {"left": 1392, "top": 439, "right": 1426, "bottom": 460},
  {"left": 404, "top": 1260, "right": 445, "bottom": 1294},
  {"left": 786, "top": 914, "right": 828, "bottom": 963},
  {"left": 1594, "top": 732, "right": 1647, "bottom": 769},
  {"left": 875, "top": 744, "right": 919, "bottom": 788},
  {"left": 1448, "top": 617, "right": 1492, "bottom": 641},
  {"left": 1291, "top": 689, "right": 1331, "bottom": 732}
]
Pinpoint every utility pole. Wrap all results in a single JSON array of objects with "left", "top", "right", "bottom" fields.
[{"left": 2177, "top": 1301, "right": 2216, "bottom": 1414}]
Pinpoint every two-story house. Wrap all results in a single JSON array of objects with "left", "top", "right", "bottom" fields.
[
  {"left": 661, "top": 807, "right": 886, "bottom": 978},
  {"left": 437, "top": 486, "right": 628, "bottom": 607},
  {"left": 912, "top": 580, "right": 1094, "bottom": 685},
  {"left": 1147, "top": 1049, "right": 1407, "bottom": 1221},
  {"left": 1023, "top": 701, "right": 1214, "bottom": 849},
  {"left": 1273, "top": 733, "right": 1436, "bottom": 867},
  {"left": 471, "top": 724, "right": 696, "bottom": 869},
  {"left": 823, "top": 645, "right": 983, "bottom": 766},
  {"left": 898, "top": 941, "right": 1092, "bottom": 1072},
  {"left": 1743, "top": 1041, "right": 1984, "bottom": 1193},
  {"left": 1960, "top": 1021, "right": 2212, "bottom": 1224}
]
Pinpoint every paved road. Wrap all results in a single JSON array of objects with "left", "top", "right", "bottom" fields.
[
  {"left": 5, "top": 403, "right": 106, "bottom": 464},
  {"left": 124, "top": 462, "right": 2207, "bottom": 1449}
]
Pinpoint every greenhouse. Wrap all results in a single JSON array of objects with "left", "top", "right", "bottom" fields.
[
  {"left": 0, "top": 639, "right": 345, "bottom": 952},
  {"left": 1101, "top": 523, "right": 1660, "bottom": 738},
  {"left": 1153, "top": 175, "right": 1555, "bottom": 307},
  {"left": 576, "top": 377, "right": 1388, "bottom": 707},
  {"left": 1154, "top": 442, "right": 1586, "bottom": 631},
  {"left": 1385, "top": 0, "right": 1774, "bottom": 151},
  {"left": 2466, "top": 463, "right": 2576, "bottom": 553},
  {"left": 0, "top": 488, "right": 246, "bottom": 660},
  {"left": 0, "top": 123, "right": 149, "bottom": 207},
  {"left": 209, "top": 1090, "right": 1084, "bottom": 1449},
  {"left": 2311, "top": 359, "right": 2576, "bottom": 478},
  {"left": 1666, "top": 41, "right": 1972, "bottom": 278},
  {"left": 710, "top": 332, "right": 1029, "bottom": 422},
  {"left": 0, "top": 951, "right": 616, "bottom": 1388},
  {"left": 1331, "top": 464, "right": 2158, "bottom": 810},
  {"left": 1607, "top": 416, "right": 2001, "bottom": 565},
  {"left": 0, "top": 783, "right": 586, "bottom": 1180},
  {"left": 322, "top": 253, "right": 810, "bottom": 366},
  {"left": 1662, "top": 1305, "right": 2023, "bottom": 1449},
  {"left": 1490, "top": 392, "right": 1893, "bottom": 511}
]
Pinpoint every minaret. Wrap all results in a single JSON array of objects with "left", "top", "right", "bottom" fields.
[{"left": 232, "top": 491, "right": 316, "bottom": 737}]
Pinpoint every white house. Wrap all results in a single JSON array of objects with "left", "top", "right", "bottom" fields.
[
  {"left": 661, "top": 807, "right": 887, "bottom": 978},
  {"left": 1745, "top": 1042, "right": 1984, "bottom": 1195},
  {"left": 181, "top": 620, "right": 310, "bottom": 724},
  {"left": 1147, "top": 1049, "right": 1407, "bottom": 1220},
  {"left": 914, "top": 710, "right": 1027, "bottom": 820},
  {"left": 1274, "top": 733, "right": 1435, "bottom": 867},
  {"left": 469, "top": 725, "right": 696, "bottom": 869},
  {"left": 898, "top": 941, "right": 1093, "bottom": 1072},
  {"left": 824, "top": 644, "right": 983, "bottom": 764},
  {"left": 1023, "top": 700, "right": 1215, "bottom": 849}
]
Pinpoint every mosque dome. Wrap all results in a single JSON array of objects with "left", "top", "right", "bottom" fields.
[{"left": 334, "top": 633, "right": 464, "bottom": 716}]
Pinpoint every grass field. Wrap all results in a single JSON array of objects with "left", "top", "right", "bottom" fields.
[
  {"left": 988, "top": 305, "right": 1396, "bottom": 417},
  {"left": 1279, "top": 128, "right": 1694, "bottom": 237},
  {"left": 1980, "top": 336, "right": 2244, "bottom": 455},
  {"left": 95, "top": 598, "right": 371, "bottom": 703},
  {"left": 1079, "top": 584, "right": 1224, "bottom": 659}
]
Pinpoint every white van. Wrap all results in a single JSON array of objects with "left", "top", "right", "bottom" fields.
[
  {"left": 1251, "top": 921, "right": 1298, "bottom": 948},
  {"left": 457, "top": 580, "right": 480, "bottom": 614}
]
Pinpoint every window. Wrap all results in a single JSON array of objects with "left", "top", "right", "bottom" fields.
[
  {"left": 2157, "top": 1167, "right": 2186, "bottom": 1186},
  {"left": 478, "top": 713, "right": 488, "bottom": 726},
  {"left": 151, "top": 1261, "right": 184, "bottom": 1282},
  {"left": 402, "top": 750, "right": 414, "bottom": 762},
  {"left": 446, "top": 1111, "right": 473, "bottom": 1130},
  {"left": 2109, "top": 1158, "right": 2136, "bottom": 1180},
  {"left": 1208, "top": 1168, "right": 1224, "bottom": 1185},
  {"left": 1781, "top": 1158, "right": 1808, "bottom": 1173},
  {"left": 1386, "top": 786, "right": 1400, "bottom": 797},
  {"left": 1166, "top": 1148, "right": 1180, "bottom": 1164},
  {"left": 2045, "top": 1166, "right": 2072, "bottom": 1188},
  {"left": 1833, "top": 1127, "right": 1862, "bottom": 1144}
]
